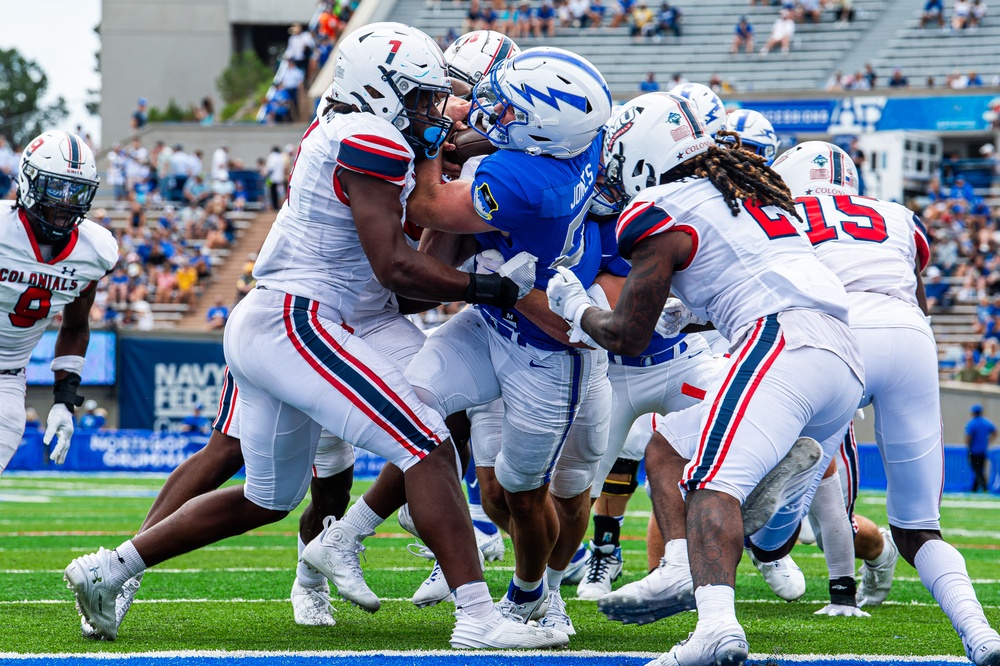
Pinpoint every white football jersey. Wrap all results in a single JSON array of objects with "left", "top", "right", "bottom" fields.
[
  {"left": 0, "top": 202, "right": 118, "bottom": 368},
  {"left": 615, "top": 178, "right": 850, "bottom": 343},
  {"left": 253, "top": 112, "right": 416, "bottom": 322},
  {"left": 793, "top": 195, "right": 930, "bottom": 328}
]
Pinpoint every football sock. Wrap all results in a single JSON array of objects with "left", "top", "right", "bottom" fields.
[
  {"left": 865, "top": 535, "right": 892, "bottom": 567},
  {"left": 545, "top": 565, "right": 565, "bottom": 591},
  {"left": 110, "top": 540, "right": 146, "bottom": 588},
  {"left": 915, "top": 539, "right": 996, "bottom": 646},
  {"left": 508, "top": 575, "right": 544, "bottom": 603},
  {"left": 296, "top": 535, "right": 326, "bottom": 587},
  {"left": 592, "top": 514, "right": 621, "bottom": 547},
  {"left": 454, "top": 580, "right": 495, "bottom": 621},
  {"left": 694, "top": 585, "right": 737, "bottom": 627},
  {"left": 811, "top": 472, "right": 855, "bottom": 579},
  {"left": 664, "top": 538, "right": 688, "bottom": 563},
  {"left": 342, "top": 498, "right": 382, "bottom": 535}
]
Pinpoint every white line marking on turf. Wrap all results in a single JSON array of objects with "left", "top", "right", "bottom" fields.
[
  {"left": 0, "top": 650, "right": 972, "bottom": 662},
  {"left": 861, "top": 497, "right": 1000, "bottom": 510}
]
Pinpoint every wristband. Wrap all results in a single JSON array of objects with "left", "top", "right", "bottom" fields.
[
  {"left": 570, "top": 302, "right": 595, "bottom": 330},
  {"left": 51, "top": 355, "right": 86, "bottom": 375},
  {"left": 829, "top": 575, "right": 858, "bottom": 607},
  {"left": 463, "top": 273, "right": 519, "bottom": 309},
  {"left": 53, "top": 372, "right": 85, "bottom": 411}
]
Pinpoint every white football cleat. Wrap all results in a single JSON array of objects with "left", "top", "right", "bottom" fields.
[
  {"left": 291, "top": 579, "right": 336, "bottom": 626},
  {"left": 576, "top": 542, "right": 623, "bottom": 600},
  {"left": 474, "top": 522, "right": 505, "bottom": 562},
  {"left": 497, "top": 579, "right": 549, "bottom": 623},
  {"left": 645, "top": 621, "right": 749, "bottom": 666},
  {"left": 301, "top": 518, "right": 380, "bottom": 613},
  {"left": 744, "top": 547, "right": 806, "bottom": 602},
  {"left": 561, "top": 543, "right": 591, "bottom": 586},
  {"left": 599, "top": 553, "right": 694, "bottom": 625},
  {"left": 450, "top": 606, "right": 569, "bottom": 649},
  {"left": 857, "top": 528, "right": 898, "bottom": 607},
  {"left": 742, "top": 437, "right": 822, "bottom": 536},
  {"left": 397, "top": 503, "right": 419, "bottom": 539},
  {"left": 65, "top": 548, "right": 121, "bottom": 641},
  {"left": 409, "top": 542, "right": 485, "bottom": 608},
  {"left": 538, "top": 587, "right": 576, "bottom": 636},
  {"left": 81, "top": 573, "right": 142, "bottom": 639},
  {"left": 798, "top": 516, "right": 817, "bottom": 545},
  {"left": 965, "top": 628, "right": 1000, "bottom": 666}
]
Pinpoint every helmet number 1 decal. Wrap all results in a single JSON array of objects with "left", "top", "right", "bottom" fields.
[
  {"left": 10, "top": 285, "right": 52, "bottom": 328},
  {"left": 385, "top": 39, "right": 403, "bottom": 65}
]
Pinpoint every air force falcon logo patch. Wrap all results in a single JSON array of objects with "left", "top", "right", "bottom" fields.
[{"left": 473, "top": 181, "right": 499, "bottom": 220}]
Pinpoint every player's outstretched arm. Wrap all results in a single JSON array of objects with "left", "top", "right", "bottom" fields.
[
  {"left": 344, "top": 170, "right": 524, "bottom": 308},
  {"left": 581, "top": 233, "right": 690, "bottom": 356},
  {"left": 407, "top": 154, "right": 495, "bottom": 234}
]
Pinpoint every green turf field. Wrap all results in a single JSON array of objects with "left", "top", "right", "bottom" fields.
[{"left": 1, "top": 473, "right": 997, "bottom": 657}]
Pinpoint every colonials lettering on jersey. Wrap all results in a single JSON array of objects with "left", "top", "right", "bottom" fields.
[{"left": 0, "top": 269, "right": 79, "bottom": 293}]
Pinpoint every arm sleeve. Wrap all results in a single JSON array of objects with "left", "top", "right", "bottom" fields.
[
  {"left": 912, "top": 213, "right": 931, "bottom": 271},
  {"left": 614, "top": 199, "right": 676, "bottom": 259},
  {"left": 336, "top": 134, "right": 412, "bottom": 187}
]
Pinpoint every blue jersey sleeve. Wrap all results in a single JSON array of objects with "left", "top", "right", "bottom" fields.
[
  {"left": 472, "top": 154, "right": 540, "bottom": 233},
  {"left": 596, "top": 218, "right": 632, "bottom": 276}
]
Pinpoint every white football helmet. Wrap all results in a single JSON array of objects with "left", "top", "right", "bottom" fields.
[
  {"left": 444, "top": 30, "right": 520, "bottom": 89},
  {"left": 771, "top": 141, "right": 859, "bottom": 198},
  {"left": 329, "top": 22, "right": 453, "bottom": 158},
  {"left": 668, "top": 83, "right": 727, "bottom": 136},
  {"left": 602, "top": 93, "right": 715, "bottom": 205},
  {"left": 470, "top": 47, "right": 612, "bottom": 158},
  {"left": 16, "top": 131, "right": 99, "bottom": 242},
  {"left": 721, "top": 109, "right": 779, "bottom": 165}
]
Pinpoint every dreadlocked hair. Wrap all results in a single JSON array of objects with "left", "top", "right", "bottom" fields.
[
  {"left": 322, "top": 96, "right": 359, "bottom": 117},
  {"left": 662, "top": 130, "right": 801, "bottom": 221}
]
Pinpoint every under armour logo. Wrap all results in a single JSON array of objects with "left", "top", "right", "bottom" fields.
[
  {"left": 89, "top": 566, "right": 102, "bottom": 584},
  {"left": 61, "top": 266, "right": 77, "bottom": 276}
]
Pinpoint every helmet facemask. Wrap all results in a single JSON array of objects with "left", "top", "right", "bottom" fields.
[
  {"left": 19, "top": 164, "right": 97, "bottom": 243},
  {"left": 383, "top": 68, "right": 453, "bottom": 159},
  {"left": 469, "top": 65, "right": 531, "bottom": 152}
]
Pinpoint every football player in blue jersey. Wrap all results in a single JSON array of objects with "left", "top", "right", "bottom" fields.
[{"left": 331, "top": 47, "right": 612, "bottom": 636}]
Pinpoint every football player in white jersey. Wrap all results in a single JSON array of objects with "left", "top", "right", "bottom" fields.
[
  {"left": 548, "top": 93, "right": 864, "bottom": 666},
  {"left": 773, "top": 142, "right": 1000, "bottom": 666},
  {"left": 65, "top": 24, "right": 565, "bottom": 650},
  {"left": 0, "top": 131, "right": 118, "bottom": 476}
]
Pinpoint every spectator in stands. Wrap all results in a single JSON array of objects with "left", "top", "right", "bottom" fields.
[
  {"left": 862, "top": 63, "right": 877, "bottom": 88},
  {"left": 0, "top": 135, "right": 15, "bottom": 200},
  {"left": 79, "top": 400, "right": 107, "bottom": 430},
  {"left": 955, "top": 351, "right": 983, "bottom": 382},
  {"left": 153, "top": 266, "right": 178, "bottom": 305},
  {"left": 132, "top": 298, "right": 155, "bottom": 331},
  {"left": 195, "top": 97, "right": 215, "bottom": 126},
  {"left": 534, "top": 0, "right": 558, "bottom": 36},
  {"left": 921, "top": 0, "right": 945, "bottom": 28},
  {"left": 465, "top": 0, "right": 484, "bottom": 30},
  {"left": 586, "top": 0, "right": 610, "bottom": 27},
  {"left": 965, "top": 404, "right": 994, "bottom": 491},
  {"left": 25, "top": 407, "right": 41, "bottom": 433},
  {"left": 708, "top": 73, "right": 729, "bottom": 93},
  {"left": 950, "top": 175, "right": 976, "bottom": 202},
  {"left": 183, "top": 175, "right": 212, "bottom": 208},
  {"left": 759, "top": 8, "right": 795, "bottom": 56},
  {"left": 511, "top": 2, "right": 534, "bottom": 37},
  {"left": 966, "top": 70, "right": 984, "bottom": 86},
  {"left": 207, "top": 297, "right": 230, "bottom": 330},
  {"left": 925, "top": 265, "right": 953, "bottom": 308},
  {"left": 630, "top": 1, "right": 657, "bottom": 38},
  {"left": 669, "top": 71, "right": 688, "bottom": 86},
  {"left": 263, "top": 84, "right": 294, "bottom": 124},
  {"left": 493, "top": 0, "right": 514, "bottom": 32},
  {"left": 952, "top": 0, "right": 973, "bottom": 29},
  {"left": 610, "top": 0, "right": 636, "bottom": 26},
  {"left": 730, "top": 16, "right": 755, "bottom": 54},
  {"left": 970, "top": 0, "right": 987, "bottom": 27},
  {"left": 318, "top": 4, "right": 342, "bottom": 39},
  {"left": 654, "top": 1, "right": 682, "bottom": 39},
  {"left": 181, "top": 404, "right": 211, "bottom": 434},
  {"left": 887, "top": 66, "right": 909, "bottom": 88},
  {"left": 174, "top": 257, "right": 199, "bottom": 307},
  {"left": 235, "top": 261, "right": 256, "bottom": 304},
  {"left": 798, "top": 0, "right": 822, "bottom": 23},
  {"left": 211, "top": 145, "right": 230, "bottom": 182},
  {"left": 556, "top": 0, "right": 574, "bottom": 27},
  {"left": 286, "top": 23, "right": 316, "bottom": 75},
  {"left": 265, "top": 145, "right": 286, "bottom": 210},
  {"left": 280, "top": 62, "right": 306, "bottom": 117},
  {"left": 834, "top": 0, "right": 854, "bottom": 25},
  {"left": 568, "top": 0, "right": 589, "bottom": 26},
  {"left": 131, "top": 98, "right": 149, "bottom": 132},
  {"left": 638, "top": 71, "right": 660, "bottom": 91}
]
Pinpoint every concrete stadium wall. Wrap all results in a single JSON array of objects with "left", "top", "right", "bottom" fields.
[{"left": 227, "top": 0, "right": 316, "bottom": 24}]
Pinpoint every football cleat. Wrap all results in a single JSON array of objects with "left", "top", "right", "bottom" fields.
[
  {"left": 742, "top": 437, "right": 823, "bottom": 536},
  {"left": 798, "top": 517, "right": 817, "bottom": 545},
  {"left": 408, "top": 540, "right": 486, "bottom": 608},
  {"left": 561, "top": 543, "right": 591, "bottom": 586},
  {"left": 497, "top": 579, "right": 549, "bottom": 623},
  {"left": 857, "top": 528, "right": 898, "bottom": 607},
  {"left": 81, "top": 573, "right": 142, "bottom": 639},
  {"left": 65, "top": 548, "right": 121, "bottom": 641},
  {"left": 744, "top": 547, "right": 805, "bottom": 602},
  {"left": 301, "top": 517, "right": 380, "bottom": 613},
  {"left": 965, "top": 629, "right": 1000, "bottom": 666},
  {"left": 599, "top": 552, "right": 694, "bottom": 625},
  {"left": 474, "top": 520, "right": 505, "bottom": 562},
  {"left": 538, "top": 587, "right": 576, "bottom": 636},
  {"left": 397, "top": 503, "right": 419, "bottom": 538},
  {"left": 291, "top": 579, "right": 336, "bottom": 626},
  {"left": 450, "top": 606, "right": 569, "bottom": 649},
  {"left": 645, "top": 621, "right": 748, "bottom": 666},
  {"left": 576, "top": 542, "right": 623, "bottom": 600}
]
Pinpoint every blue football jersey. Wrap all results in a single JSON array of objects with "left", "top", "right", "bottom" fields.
[
  {"left": 594, "top": 216, "right": 686, "bottom": 357},
  {"left": 473, "top": 135, "right": 602, "bottom": 350}
]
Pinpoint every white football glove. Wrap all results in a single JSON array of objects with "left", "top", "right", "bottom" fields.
[
  {"left": 814, "top": 603, "right": 871, "bottom": 617},
  {"left": 44, "top": 403, "right": 76, "bottom": 465},
  {"left": 497, "top": 251, "right": 538, "bottom": 300},
  {"left": 655, "top": 297, "right": 704, "bottom": 338},
  {"left": 547, "top": 266, "right": 594, "bottom": 330},
  {"left": 473, "top": 249, "right": 506, "bottom": 274}
]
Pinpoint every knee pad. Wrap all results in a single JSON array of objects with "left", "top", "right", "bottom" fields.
[
  {"left": 602, "top": 457, "right": 640, "bottom": 496},
  {"left": 549, "top": 458, "right": 599, "bottom": 498},
  {"left": 313, "top": 433, "right": 356, "bottom": 478}
]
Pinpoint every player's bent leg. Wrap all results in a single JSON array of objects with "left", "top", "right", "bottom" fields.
[{"left": 0, "top": 374, "right": 26, "bottom": 476}]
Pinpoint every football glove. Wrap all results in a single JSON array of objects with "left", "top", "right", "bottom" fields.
[
  {"left": 548, "top": 266, "right": 594, "bottom": 331},
  {"left": 814, "top": 603, "right": 871, "bottom": 617},
  {"left": 496, "top": 252, "right": 537, "bottom": 299},
  {"left": 655, "top": 297, "right": 704, "bottom": 338},
  {"left": 44, "top": 403, "right": 76, "bottom": 465}
]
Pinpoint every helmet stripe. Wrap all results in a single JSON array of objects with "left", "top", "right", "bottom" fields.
[
  {"left": 735, "top": 111, "right": 749, "bottom": 133},
  {"left": 675, "top": 97, "right": 704, "bottom": 138},
  {"left": 65, "top": 132, "right": 82, "bottom": 170},
  {"left": 517, "top": 50, "right": 611, "bottom": 106},
  {"left": 832, "top": 148, "right": 843, "bottom": 186}
]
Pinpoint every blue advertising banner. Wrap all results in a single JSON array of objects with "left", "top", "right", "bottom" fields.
[
  {"left": 877, "top": 94, "right": 1000, "bottom": 132},
  {"left": 9, "top": 430, "right": 210, "bottom": 473},
  {"left": 27, "top": 331, "right": 117, "bottom": 386},
  {"left": 119, "top": 337, "right": 226, "bottom": 432},
  {"left": 736, "top": 99, "right": 838, "bottom": 133}
]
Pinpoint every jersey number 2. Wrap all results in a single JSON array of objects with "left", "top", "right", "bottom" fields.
[
  {"left": 10, "top": 286, "right": 52, "bottom": 328},
  {"left": 743, "top": 200, "right": 799, "bottom": 240}
]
